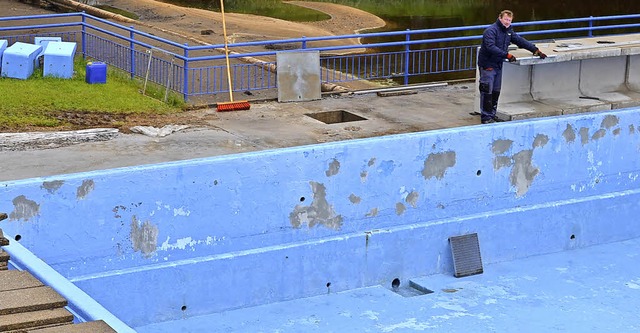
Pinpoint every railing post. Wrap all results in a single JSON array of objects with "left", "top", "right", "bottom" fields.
[
  {"left": 404, "top": 29, "right": 410, "bottom": 86},
  {"left": 81, "top": 12, "right": 86, "bottom": 60},
  {"left": 302, "top": 36, "right": 307, "bottom": 49},
  {"left": 129, "top": 27, "right": 135, "bottom": 79},
  {"left": 588, "top": 16, "right": 593, "bottom": 37},
  {"left": 183, "top": 44, "right": 189, "bottom": 102}
]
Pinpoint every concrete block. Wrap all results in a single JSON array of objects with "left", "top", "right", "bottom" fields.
[
  {"left": 595, "top": 92, "right": 640, "bottom": 109},
  {"left": 570, "top": 48, "right": 621, "bottom": 60},
  {"left": 42, "top": 42, "right": 77, "bottom": 79},
  {"left": 531, "top": 60, "right": 582, "bottom": 99},
  {"left": 537, "top": 97, "right": 611, "bottom": 114},
  {"left": 33, "top": 36, "right": 62, "bottom": 68},
  {"left": 496, "top": 101, "right": 562, "bottom": 121},
  {"left": 277, "top": 51, "right": 321, "bottom": 102},
  {"left": 0, "top": 271, "right": 44, "bottom": 292},
  {"left": 627, "top": 54, "right": 640, "bottom": 92},
  {"left": 499, "top": 62, "right": 533, "bottom": 103},
  {"left": 28, "top": 320, "right": 117, "bottom": 333},
  {"left": 620, "top": 46, "right": 640, "bottom": 56},
  {"left": 579, "top": 56, "right": 627, "bottom": 94},
  {"left": 0, "top": 308, "right": 73, "bottom": 332},
  {"left": 0, "top": 286, "right": 67, "bottom": 315},
  {"left": 1, "top": 42, "right": 42, "bottom": 80}
]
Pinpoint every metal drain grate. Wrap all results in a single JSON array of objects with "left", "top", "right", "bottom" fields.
[{"left": 449, "top": 233, "right": 483, "bottom": 278}]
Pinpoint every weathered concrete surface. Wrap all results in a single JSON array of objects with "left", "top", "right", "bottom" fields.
[
  {"left": 0, "top": 286, "right": 67, "bottom": 315},
  {"left": 0, "top": 308, "right": 73, "bottom": 332},
  {"left": 28, "top": 320, "right": 116, "bottom": 332},
  {"left": 0, "top": 83, "right": 478, "bottom": 182},
  {"left": 0, "top": 270, "right": 43, "bottom": 292}
]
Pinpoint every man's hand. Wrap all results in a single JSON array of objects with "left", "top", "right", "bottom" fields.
[
  {"left": 506, "top": 53, "right": 517, "bottom": 62},
  {"left": 534, "top": 49, "right": 547, "bottom": 59}
]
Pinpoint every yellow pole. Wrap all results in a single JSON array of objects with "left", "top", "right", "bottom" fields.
[{"left": 220, "top": 0, "right": 234, "bottom": 102}]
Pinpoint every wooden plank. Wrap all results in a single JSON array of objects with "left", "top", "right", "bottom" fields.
[
  {"left": 0, "top": 308, "right": 73, "bottom": 331},
  {"left": 27, "top": 320, "right": 117, "bottom": 333},
  {"left": 0, "top": 286, "right": 67, "bottom": 315},
  {"left": 0, "top": 271, "right": 44, "bottom": 292}
]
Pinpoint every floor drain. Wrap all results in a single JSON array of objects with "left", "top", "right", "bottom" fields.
[
  {"left": 390, "top": 279, "right": 434, "bottom": 297},
  {"left": 306, "top": 110, "right": 366, "bottom": 124}
]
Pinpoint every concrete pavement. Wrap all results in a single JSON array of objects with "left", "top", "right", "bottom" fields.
[{"left": 0, "top": 83, "right": 479, "bottom": 182}]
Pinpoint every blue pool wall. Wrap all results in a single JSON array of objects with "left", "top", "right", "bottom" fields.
[{"left": 1, "top": 108, "right": 640, "bottom": 327}]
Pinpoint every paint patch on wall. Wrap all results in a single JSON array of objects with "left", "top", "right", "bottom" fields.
[
  {"left": 325, "top": 158, "right": 340, "bottom": 177},
  {"left": 366, "top": 208, "right": 378, "bottom": 217},
  {"left": 591, "top": 129, "right": 606, "bottom": 141},
  {"left": 533, "top": 134, "right": 549, "bottom": 148},
  {"left": 405, "top": 191, "right": 419, "bottom": 208},
  {"left": 289, "top": 182, "right": 343, "bottom": 230},
  {"left": 130, "top": 216, "right": 159, "bottom": 258},
  {"left": 9, "top": 195, "right": 40, "bottom": 221},
  {"left": 360, "top": 171, "right": 368, "bottom": 182},
  {"left": 492, "top": 139, "right": 513, "bottom": 155},
  {"left": 510, "top": 150, "right": 539, "bottom": 197},
  {"left": 563, "top": 124, "right": 576, "bottom": 143},
  {"left": 630, "top": 124, "right": 636, "bottom": 135},
  {"left": 349, "top": 194, "right": 361, "bottom": 204},
  {"left": 579, "top": 127, "right": 590, "bottom": 145},
  {"left": 41, "top": 180, "right": 64, "bottom": 194},
  {"left": 396, "top": 202, "right": 406, "bottom": 215},
  {"left": 601, "top": 115, "right": 619, "bottom": 129},
  {"left": 76, "top": 179, "right": 95, "bottom": 200},
  {"left": 422, "top": 151, "right": 456, "bottom": 180},
  {"left": 493, "top": 156, "right": 512, "bottom": 171}
]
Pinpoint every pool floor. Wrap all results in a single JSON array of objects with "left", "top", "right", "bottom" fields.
[{"left": 135, "top": 237, "right": 640, "bottom": 332}]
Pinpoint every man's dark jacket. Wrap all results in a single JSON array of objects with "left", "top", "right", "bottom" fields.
[{"left": 478, "top": 19, "right": 538, "bottom": 69}]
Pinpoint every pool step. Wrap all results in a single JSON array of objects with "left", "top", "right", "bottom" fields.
[
  {"left": 0, "top": 228, "right": 117, "bottom": 333},
  {"left": 0, "top": 308, "right": 73, "bottom": 332}
]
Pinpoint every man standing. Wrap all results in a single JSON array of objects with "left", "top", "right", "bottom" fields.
[{"left": 477, "top": 10, "right": 547, "bottom": 124}]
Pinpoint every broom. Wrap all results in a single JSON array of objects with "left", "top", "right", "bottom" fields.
[{"left": 216, "top": 0, "right": 251, "bottom": 112}]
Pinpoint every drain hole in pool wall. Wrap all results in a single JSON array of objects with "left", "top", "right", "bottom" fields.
[
  {"left": 391, "top": 278, "right": 401, "bottom": 290},
  {"left": 305, "top": 110, "right": 367, "bottom": 124},
  {"left": 570, "top": 234, "right": 576, "bottom": 240},
  {"left": 300, "top": 196, "right": 305, "bottom": 202},
  {"left": 181, "top": 305, "right": 187, "bottom": 311},
  {"left": 14, "top": 234, "right": 22, "bottom": 241},
  {"left": 476, "top": 170, "right": 482, "bottom": 176},
  {"left": 390, "top": 279, "right": 434, "bottom": 297}
]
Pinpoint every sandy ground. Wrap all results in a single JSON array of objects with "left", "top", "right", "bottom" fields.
[{"left": 1, "top": 0, "right": 386, "bottom": 47}]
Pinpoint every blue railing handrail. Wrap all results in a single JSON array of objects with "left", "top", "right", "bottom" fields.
[{"left": 2, "top": 11, "right": 640, "bottom": 101}]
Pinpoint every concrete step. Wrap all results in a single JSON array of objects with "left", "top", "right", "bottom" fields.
[
  {"left": 0, "top": 308, "right": 73, "bottom": 332},
  {"left": 0, "top": 271, "right": 44, "bottom": 292},
  {"left": 0, "top": 251, "right": 8, "bottom": 271},
  {"left": 0, "top": 286, "right": 67, "bottom": 315},
  {"left": 27, "top": 320, "right": 117, "bottom": 333}
]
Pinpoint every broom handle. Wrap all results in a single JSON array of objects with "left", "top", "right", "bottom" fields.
[{"left": 220, "top": 0, "right": 234, "bottom": 102}]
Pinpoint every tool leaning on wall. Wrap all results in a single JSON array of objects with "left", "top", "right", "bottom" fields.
[{"left": 216, "top": 0, "right": 251, "bottom": 112}]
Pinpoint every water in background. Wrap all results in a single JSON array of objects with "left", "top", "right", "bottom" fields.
[
  {"left": 162, "top": 0, "right": 640, "bottom": 31},
  {"left": 158, "top": 0, "right": 640, "bottom": 83}
]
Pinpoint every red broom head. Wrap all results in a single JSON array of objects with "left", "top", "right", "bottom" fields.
[{"left": 216, "top": 101, "right": 251, "bottom": 112}]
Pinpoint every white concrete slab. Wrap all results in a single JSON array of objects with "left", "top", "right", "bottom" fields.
[{"left": 496, "top": 101, "right": 561, "bottom": 121}]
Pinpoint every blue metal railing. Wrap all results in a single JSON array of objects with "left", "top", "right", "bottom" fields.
[{"left": 1, "top": 12, "right": 640, "bottom": 102}]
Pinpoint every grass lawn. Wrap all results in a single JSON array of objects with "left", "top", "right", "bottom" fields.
[{"left": 0, "top": 58, "right": 184, "bottom": 132}]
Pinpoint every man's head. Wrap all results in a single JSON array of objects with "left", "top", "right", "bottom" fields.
[{"left": 499, "top": 10, "right": 513, "bottom": 28}]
